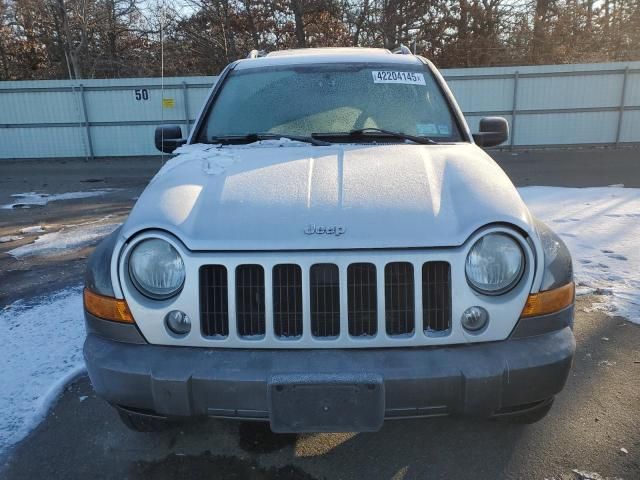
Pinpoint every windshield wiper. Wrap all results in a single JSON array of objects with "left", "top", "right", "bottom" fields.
[
  {"left": 209, "top": 133, "right": 330, "bottom": 146},
  {"left": 313, "top": 128, "right": 438, "bottom": 145}
]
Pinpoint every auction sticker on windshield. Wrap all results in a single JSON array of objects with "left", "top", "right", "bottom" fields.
[{"left": 372, "top": 71, "right": 426, "bottom": 85}]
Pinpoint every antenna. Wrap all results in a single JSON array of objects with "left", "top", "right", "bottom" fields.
[{"left": 160, "top": 0, "right": 166, "bottom": 166}]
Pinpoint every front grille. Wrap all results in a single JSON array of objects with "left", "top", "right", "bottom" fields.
[
  {"left": 199, "top": 260, "right": 452, "bottom": 344},
  {"left": 236, "top": 265, "right": 265, "bottom": 337},
  {"left": 272, "top": 264, "right": 303, "bottom": 337},
  {"left": 384, "top": 262, "right": 415, "bottom": 335},
  {"left": 200, "top": 265, "right": 229, "bottom": 337},
  {"left": 310, "top": 264, "right": 340, "bottom": 337},
  {"left": 422, "top": 261, "right": 452, "bottom": 332}
]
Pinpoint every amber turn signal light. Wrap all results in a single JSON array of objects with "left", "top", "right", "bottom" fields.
[
  {"left": 83, "top": 288, "right": 134, "bottom": 323},
  {"left": 521, "top": 282, "right": 575, "bottom": 318}
]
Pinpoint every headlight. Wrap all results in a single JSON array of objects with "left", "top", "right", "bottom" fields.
[
  {"left": 465, "top": 233, "right": 524, "bottom": 295},
  {"left": 128, "top": 238, "right": 185, "bottom": 299}
]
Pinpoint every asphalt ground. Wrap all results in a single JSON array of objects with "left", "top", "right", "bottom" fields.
[{"left": 0, "top": 146, "right": 639, "bottom": 479}]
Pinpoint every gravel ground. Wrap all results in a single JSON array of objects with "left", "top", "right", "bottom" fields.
[{"left": 0, "top": 146, "right": 639, "bottom": 479}]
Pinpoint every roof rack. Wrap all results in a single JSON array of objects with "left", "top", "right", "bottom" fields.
[
  {"left": 392, "top": 44, "right": 412, "bottom": 55},
  {"left": 247, "top": 49, "right": 267, "bottom": 59}
]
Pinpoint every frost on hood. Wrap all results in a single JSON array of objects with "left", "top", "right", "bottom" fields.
[
  {"left": 153, "top": 140, "right": 315, "bottom": 181},
  {"left": 153, "top": 144, "right": 236, "bottom": 180}
]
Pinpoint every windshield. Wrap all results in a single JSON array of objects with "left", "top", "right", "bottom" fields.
[{"left": 198, "top": 63, "right": 464, "bottom": 143}]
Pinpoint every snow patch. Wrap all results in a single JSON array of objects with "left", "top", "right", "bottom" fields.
[
  {"left": 202, "top": 152, "right": 238, "bottom": 175},
  {"left": 19, "top": 226, "right": 46, "bottom": 234},
  {"left": 154, "top": 144, "right": 238, "bottom": 180},
  {"left": 520, "top": 186, "right": 640, "bottom": 324},
  {"left": 1, "top": 189, "right": 119, "bottom": 209},
  {"left": 0, "top": 235, "right": 23, "bottom": 243},
  {"left": 0, "top": 287, "right": 86, "bottom": 453},
  {"left": 8, "top": 222, "right": 119, "bottom": 258}
]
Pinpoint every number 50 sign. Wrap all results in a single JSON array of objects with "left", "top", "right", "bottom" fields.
[{"left": 134, "top": 88, "right": 149, "bottom": 101}]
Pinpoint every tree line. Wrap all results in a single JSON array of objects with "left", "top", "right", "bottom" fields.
[{"left": 1, "top": 0, "right": 639, "bottom": 80}]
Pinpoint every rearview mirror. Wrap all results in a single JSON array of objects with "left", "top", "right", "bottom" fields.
[
  {"left": 472, "top": 117, "right": 509, "bottom": 148},
  {"left": 154, "top": 125, "right": 185, "bottom": 153}
]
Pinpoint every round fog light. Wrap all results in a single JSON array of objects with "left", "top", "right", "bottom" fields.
[
  {"left": 166, "top": 310, "right": 191, "bottom": 335},
  {"left": 461, "top": 306, "right": 489, "bottom": 332}
]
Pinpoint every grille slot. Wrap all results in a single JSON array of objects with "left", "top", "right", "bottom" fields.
[
  {"left": 236, "top": 265, "right": 265, "bottom": 337},
  {"left": 199, "top": 265, "right": 229, "bottom": 337},
  {"left": 422, "top": 262, "right": 452, "bottom": 332},
  {"left": 310, "top": 264, "right": 340, "bottom": 337},
  {"left": 385, "top": 262, "right": 415, "bottom": 335},
  {"left": 348, "top": 263, "right": 378, "bottom": 336},
  {"left": 272, "top": 264, "right": 303, "bottom": 337}
]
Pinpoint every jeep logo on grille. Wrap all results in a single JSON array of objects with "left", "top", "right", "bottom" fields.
[{"left": 304, "top": 224, "right": 346, "bottom": 236}]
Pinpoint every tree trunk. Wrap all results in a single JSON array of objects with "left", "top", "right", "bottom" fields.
[
  {"left": 291, "top": 0, "right": 306, "bottom": 47},
  {"left": 352, "top": 0, "right": 369, "bottom": 46},
  {"left": 55, "top": 0, "right": 83, "bottom": 78},
  {"left": 532, "top": 0, "right": 550, "bottom": 63},
  {"left": 243, "top": 0, "right": 260, "bottom": 49},
  {"left": 0, "top": 34, "right": 9, "bottom": 79}
]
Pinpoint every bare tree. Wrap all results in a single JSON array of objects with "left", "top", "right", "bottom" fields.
[{"left": 2, "top": 0, "right": 640, "bottom": 79}]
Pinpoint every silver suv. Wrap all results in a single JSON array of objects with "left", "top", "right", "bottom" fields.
[{"left": 83, "top": 47, "right": 575, "bottom": 433}]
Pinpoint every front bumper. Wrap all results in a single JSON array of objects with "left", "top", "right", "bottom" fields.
[{"left": 84, "top": 322, "right": 575, "bottom": 431}]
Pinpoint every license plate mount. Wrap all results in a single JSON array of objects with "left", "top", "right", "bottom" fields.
[{"left": 268, "top": 373, "right": 385, "bottom": 433}]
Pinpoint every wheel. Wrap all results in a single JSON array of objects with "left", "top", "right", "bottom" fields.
[
  {"left": 498, "top": 398, "right": 554, "bottom": 424},
  {"left": 116, "top": 408, "right": 171, "bottom": 432}
]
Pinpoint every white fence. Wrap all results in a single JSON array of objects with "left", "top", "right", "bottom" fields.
[{"left": 1, "top": 61, "right": 639, "bottom": 159}]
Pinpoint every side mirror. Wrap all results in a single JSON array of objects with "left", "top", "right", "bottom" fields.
[
  {"left": 472, "top": 117, "right": 509, "bottom": 148},
  {"left": 154, "top": 125, "right": 185, "bottom": 153}
]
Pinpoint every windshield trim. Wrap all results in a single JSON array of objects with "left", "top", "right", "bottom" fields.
[
  {"left": 418, "top": 56, "right": 472, "bottom": 143},
  {"left": 193, "top": 60, "right": 472, "bottom": 145}
]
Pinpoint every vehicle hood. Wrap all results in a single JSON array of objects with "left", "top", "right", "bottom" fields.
[{"left": 122, "top": 141, "right": 534, "bottom": 250}]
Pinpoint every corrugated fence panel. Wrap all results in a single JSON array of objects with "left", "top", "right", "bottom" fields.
[
  {"left": 1, "top": 63, "right": 639, "bottom": 159},
  {"left": 445, "top": 77, "right": 515, "bottom": 113},
  {"left": 443, "top": 61, "right": 640, "bottom": 147},
  {"left": 0, "top": 90, "right": 83, "bottom": 124},
  {"left": 620, "top": 111, "right": 640, "bottom": 143},
  {"left": 515, "top": 111, "right": 620, "bottom": 145},
  {"left": 90, "top": 125, "right": 160, "bottom": 156},
  {"left": 0, "top": 76, "right": 217, "bottom": 158},
  {"left": 517, "top": 74, "right": 623, "bottom": 110},
  {"left": 0, "top": 126, "right": 87, "bottom": 158},
  {"left": 624, "top": 71, "right": 640, "bottom": 106}
]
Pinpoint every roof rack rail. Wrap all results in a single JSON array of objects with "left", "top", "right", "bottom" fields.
[
  {"left": 247, "top": 49, "right": 267, "bottom": 59},
  {"left": 392, "top": 44, "right": 412, "bottom": 55}
]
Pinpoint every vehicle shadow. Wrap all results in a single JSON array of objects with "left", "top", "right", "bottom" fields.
[{"left": 135, "top": 301, "right": 637, "bottom": 480}]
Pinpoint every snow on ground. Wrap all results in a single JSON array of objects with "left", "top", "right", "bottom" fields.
[
  {"left": 8, "top": 220, "right": 119, "bottom": 258},
  {"left": 1, "top": 189, "right": 119, "bottom": 209},
  {"left": 0, "top": 235, "right": 23, "bottom": 243},
  {"left": 520, "top": 186, "right": 640, "bottom": 324},
  {"left": 19, "top": 226, "right": 45, "bottom": 234},
  {"left": 0, "top": 287, "right": 85, "bottom": 453}
]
